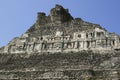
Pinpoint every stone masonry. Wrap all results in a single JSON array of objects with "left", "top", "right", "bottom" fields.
[{"left": 1, "top": 4, "right": 120, "bottom": 54}]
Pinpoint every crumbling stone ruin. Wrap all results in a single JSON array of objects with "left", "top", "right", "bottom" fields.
[
  {"left": 1, "top": 4, "right": 120, "bottom": 54},
  {"left": 0, "top": 4, "right": 120, "bottom": 80}
]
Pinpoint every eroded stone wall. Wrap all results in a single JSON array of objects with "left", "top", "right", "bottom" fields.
[{"left": 3, "top": 27, "right": 120, "bottom": 54}]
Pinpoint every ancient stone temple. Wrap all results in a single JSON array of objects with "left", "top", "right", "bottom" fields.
[
  {"left": 1, "top": 4, "right": 120, "bottom": 54},
  {"left": 1, "top": 4, "right": 120, "bottom": 80}
]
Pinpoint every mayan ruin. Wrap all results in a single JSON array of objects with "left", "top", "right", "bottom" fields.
[
  {"left": 0, "top": 4, "right": 120, "bottom": 80},
  {"left": 1, "top": 4, "right": 120, "bottom": 54}
]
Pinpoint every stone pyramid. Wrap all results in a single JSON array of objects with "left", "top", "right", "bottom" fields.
[{"left": 0, "top": 4, "right": 120, "bottom": 54}]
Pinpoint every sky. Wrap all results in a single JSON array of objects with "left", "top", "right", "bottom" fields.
[{"left": 0, "top": 0, "right": 120, "bottom": 47}]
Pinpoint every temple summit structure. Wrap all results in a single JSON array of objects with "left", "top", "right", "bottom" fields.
[{"left": 1, "top": 4, "right": 120, "bottom": 54}]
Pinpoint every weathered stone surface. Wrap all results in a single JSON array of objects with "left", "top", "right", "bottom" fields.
[
  {"left": 1, "top": 4, "right": 120, "bottom": 54},
  {"left": 0, "top": 4, "right": 120, "bottom": 79},
  {"left": 0, "top": 51, "right": 120, "bottom": 79}
]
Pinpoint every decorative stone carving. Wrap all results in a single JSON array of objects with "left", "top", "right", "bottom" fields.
[{"left": 1, "top": 4, "right": 120, "bottom": 54}]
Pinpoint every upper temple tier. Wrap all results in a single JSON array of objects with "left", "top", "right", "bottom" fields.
[{"left": 0, "top": 4, "right": 120, "bottom": 54}]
